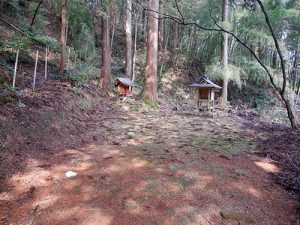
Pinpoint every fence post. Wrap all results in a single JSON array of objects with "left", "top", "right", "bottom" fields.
[
  {"left": 67, "top": 47, "right": 70, "bottom": 72},
  {"left": 45, "top": 46, "right": 48, "bottom": 79},
  {"left": 33, "top": 50, "right": 39, "bottom": 91},
  {"left": 13, "top": 48, "right": 19, "bottom": 88}
]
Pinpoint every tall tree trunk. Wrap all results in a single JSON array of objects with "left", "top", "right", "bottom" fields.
[
  {"left": 159, "top": 18, "right": 164, "bottom": 50},
  {"left": 143, "top": 9, "right": 147, "bottom": 39},
  {"left": 111, "top": 9, "right": 116, "bottom": 49},
  {"left": 100, "top": 4, "right": 112, "bottom": 94},
  {"left": 125, "top": 0, "right": 133, "bottom": 78},
  {"left": 93, "top": 13, "right": 102, "bottom": 48},
  {"left": 142, "top": 0, "right": 159, "bottom": 101},
  {"left": 172, "top": 22, "right": 179, "bottom": 50},
  {"left": 132, "top": 15, "right": 138, "bottom": 83},
  {"left": 164, "top": 23, "right": 170, "bottom": 54},
  {"left": 292, "top": 49, "right": 298, "bottom": 90},
  {"left": 60, "top": 0, "right": 68, "bottom": 76},
  {"left": 272, "top": 49, "right": 278, "bottom": 68},
  {"left": 220, "top": 0, "right": 229, "bottom": 107}
]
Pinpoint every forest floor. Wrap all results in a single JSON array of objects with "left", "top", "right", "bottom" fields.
[{"left": 0, "top": 82, "right": 300, "bottom": 225}]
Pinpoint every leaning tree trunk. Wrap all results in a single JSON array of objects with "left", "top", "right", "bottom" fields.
[
  {"left": 60, "top": 0, "right": 68, "bottom": 76},
  {"left": 30, "top": 0, "right": 43, "bottom": 30},
  {"left": 142, "top": 0, "right": 159, "bottom": 102},
  {"left": 220, "top": 0, "right": 229, "bottom": 107},
  {"left": 256, "top": 0, "right": 296, "bottom": 129},
  {"left": 125, "top": 0, "right": 133, "bottom": 78},
  {"left": 100, "top": 4, "right": 112, "bottom": 94}
]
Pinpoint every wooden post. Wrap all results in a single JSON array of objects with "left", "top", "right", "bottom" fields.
[
  {"left": 67, "top": 47, "right": 70, "bottom": 72},
  {"left": 45, "top": 46, "right": 48, "bottom": 79},
  {"left": 33, "top": 50, "right": 39, "bottom": 91},
  {"left": 13, "top": 48, "right": 19, "bottom": 88}
]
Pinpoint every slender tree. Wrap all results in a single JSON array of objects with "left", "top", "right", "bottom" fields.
[
  {"left": 220, "top": 0, "right": 229, "bottom": 107},
  {"left": 60, "top": 0, "right": 68, "bottom": 76},
  {"left": 30, "top": 0, "right": 44, "bottom": 30},
  {"left": 142, "top": 0, "right": 159, "bottom": 101},
  {"left": 132, "top": 9, "right": 138, "bottom": 83},
  {"left": 100, "top": 2, "right": 112, "bottom": 94},
  {"left": 125, "top": 0, "right": 133, "bottom": 78}
]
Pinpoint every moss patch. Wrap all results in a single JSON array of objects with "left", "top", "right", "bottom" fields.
[
  {"left": 193, "top": 138, "right": 251, "bottom": 153},
  {"left": 220, "top": 211, "right": 256, "bottom": 224}
]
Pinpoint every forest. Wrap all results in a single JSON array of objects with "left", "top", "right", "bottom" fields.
[{"left": 0, "top": 0, "right": 300, "bottom": 224}]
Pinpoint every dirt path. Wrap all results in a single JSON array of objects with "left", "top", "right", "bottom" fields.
[{"left": 0, "top": 99, "right": 298, "bottom": 225}]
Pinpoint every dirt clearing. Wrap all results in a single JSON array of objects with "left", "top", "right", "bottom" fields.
[{"left": 0, "top": 93, "right": 299, "bottom": 225}]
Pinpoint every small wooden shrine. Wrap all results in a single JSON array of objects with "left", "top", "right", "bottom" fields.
[
  {"left": 115, "top": 77, "right": 134, "bottom": 96},
  {"left": 189, "top": 76, "right": 221, "bottom": 111}
]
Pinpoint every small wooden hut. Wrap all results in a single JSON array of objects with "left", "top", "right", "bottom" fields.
[
  {"left": 189, "top": 76, "right": 221, "bottom": 111},
  {"left": 115, "top": 77, "right": 134, "bottom": 96}
]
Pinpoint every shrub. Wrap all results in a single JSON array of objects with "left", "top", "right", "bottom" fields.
[
  {"left": 33, "top": 35, "right": 59, "bottom": 49},
  {"left": 142, "top": 98, "right": 160, "bottom": 109},
  {"left": 65, "top": 66, "right": 101, "bottom": 87}
]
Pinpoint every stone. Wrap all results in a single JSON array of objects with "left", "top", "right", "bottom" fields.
[
  {"left": 65, "top": 171, "right": 77, "bottom": 178},
  {"left": 127, "top": 132, "right": 135, "bottom": 139}
]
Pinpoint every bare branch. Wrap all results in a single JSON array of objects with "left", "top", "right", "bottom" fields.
[
  {"left": 133, "top": 0, "right": 296, "bottom": 129},
  {"left": 175, "top": 0, "right": 184, "bottom": 23},
  {"left": 256, "top": 0, "right": 287, "bottom": 95}
]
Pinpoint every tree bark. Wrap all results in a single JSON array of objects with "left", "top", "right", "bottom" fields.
[
  {"left": 111, "top": 9, "right": 116, "bottom": 49},
  {"left": 60, "top": 0, "right": 67, "bottom": 76},
  {"left": 93, "top": 13, "right": 102, "bottom": 48},
  {"left": 291, "top": 49, "right": 298, "bottom": 90},
  {"left": 159, "top": 17, "right": 164, "bottom": 50},
  {"left": 143, "top": 9, "right": 147, "bottom": 39},
  {"left": 172, "top": 22, "right": 179, "bottom": 50},
  {"left": 142, "top": 0, "right": 159, "bottom": 102},
  {"left": 164, "top": 23, "right": 170, "bottom": 53},
  {"left": 132, "top": 15, "right": 138, "bottom": 83},
  {"left": 125, "top": 0, "right": 133, "bottom": 78},
  {"left": 220, "top": 0, "right": 229, "bottom": 107},
  {"left": 100, "top": 4, "right": 112, "bottom": 94},
  {"left": 272, "top": 49, "right": 277, "bottom": 68}
]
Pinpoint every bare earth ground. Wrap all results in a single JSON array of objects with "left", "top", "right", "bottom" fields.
[{"left": 0, "top": 83, "right": 299, "bottom": 225}]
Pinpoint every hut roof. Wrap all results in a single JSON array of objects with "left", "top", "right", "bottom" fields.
[
  {"left": 115, "top": 77, "right": 134, "bottom": 86},
  {"left": 189, "top": 76, "right": 221, "bottom": 89}
]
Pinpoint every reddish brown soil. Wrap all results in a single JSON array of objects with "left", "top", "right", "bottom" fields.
[{"left": 0, "top": 83, "right": 299, "bottom": 225}]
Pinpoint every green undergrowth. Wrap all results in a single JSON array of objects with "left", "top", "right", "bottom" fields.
[
  {"left": 79, "top": 98, "right": 92, "bottom": 110},
  {"left": 142, "top": 98, "right": 160, "bottom": 109},
  {"left": 193, "top": 138, "right": 252, "bottom": 154},
  {"left": 65, "top": 66, "right": 101, "bottom": 87}
]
